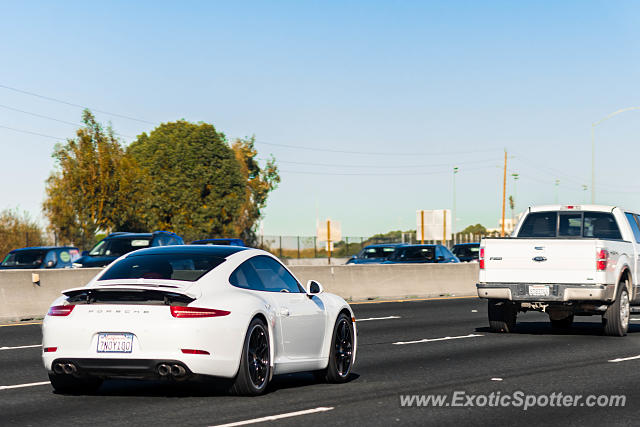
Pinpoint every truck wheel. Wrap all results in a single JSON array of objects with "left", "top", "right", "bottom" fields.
[
  {"left": 550, "top": 314, "right": 574, "bottom": 329},
  {"left": 488, "top": 300, "right": 517, "bottom": 333},
  {"left": 603, "top": 285, "right": 630, "bottom": 337}
]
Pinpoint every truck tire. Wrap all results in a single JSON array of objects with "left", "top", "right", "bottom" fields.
[
  {"left": 603, "top": 284, "right": 630, "bottom": 337},
  {"left": 550, "top": 314, "right": 574, "bottom": 329},
  {"left": 488, "top": 300, "right": 517, "bottom": 333}
]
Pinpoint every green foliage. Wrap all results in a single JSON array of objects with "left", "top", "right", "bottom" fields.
[
  {"left": 231, "top": 137, "right": 280, "bottom": 245},
  {"left": 460, "top": 224, "right": 487, "bottom": 235},
  {"left": 43, "top": 110, "right": 148, "bottom": 248},
  {"left": 0, "top": 209, "right": 48, "bottom": 258},
  {"left": 128, "top": 121, "right": 245, "bottom": 242}
]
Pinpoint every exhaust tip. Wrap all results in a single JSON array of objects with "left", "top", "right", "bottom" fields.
[
  {"left": 157, "top": 363, "right": 171, "bottom": 377},
  {"left": 170, "top": 364, "right": 186, "bottom": 377},
  {"left": 53, "top": 363, "right": 64, "bottom": 374},
  {"left": 62, "top": 363, "right": 77, "bottom": 375}
]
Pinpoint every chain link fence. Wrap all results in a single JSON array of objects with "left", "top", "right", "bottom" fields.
[{"left": 256, "top": 233, "right": 497, "bottom": 259}]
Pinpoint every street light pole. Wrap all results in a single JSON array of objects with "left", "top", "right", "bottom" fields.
[
  {"left": 591, "top": 107, "right": 640, "bottom": 203},
  {"left": 453, "top": 166, "right": 458, "bottom": 243}
]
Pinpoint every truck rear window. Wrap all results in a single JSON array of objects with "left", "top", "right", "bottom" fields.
[{"left": 518, "top": 211, "right": 622, "bottom": 239}]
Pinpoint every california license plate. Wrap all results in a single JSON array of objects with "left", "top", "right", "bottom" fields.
[
  {"left": 97, "top": 333, "right": 134, "bottom": 353},
  {"left": 528, "top": 285, "right": 550, "bottom": 297}
]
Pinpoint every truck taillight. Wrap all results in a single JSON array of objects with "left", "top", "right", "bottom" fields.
[
  {"left": 479, "top": 248, "right": 485, "bottom": 269},
  {"left": 596, "top": 249, "right": 608, "bottom": 271}
]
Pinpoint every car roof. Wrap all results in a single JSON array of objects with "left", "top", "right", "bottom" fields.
[
  {"left": 106, "top": 232, "right": 153, "bottom": 239},
  {"left": 453, "top": 242, "right": 479, "bottom": 246},
  {"left": 10, "top": 246, "right": 78, "bottom": 252},
  {"left": 124, "top": 245, "right": 248, "bottom": 258},
  {"left": 364, "top": 243, "right": 405, "bottom": 248}
]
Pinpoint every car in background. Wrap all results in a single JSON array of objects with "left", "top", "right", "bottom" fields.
[
  {"left": 190, "top": 238, "right": 245, "bottom": 246},
  {"left": 383, "top": 244, "right": 460, "bottom": 264},
  {"left": 451, "top": 242, "right": 480, "bottom": 262},
  {"left": 0, "top": 246, "right": 80, "bottom": 269},
  {"left": 43, "top": 245, "right": 356, "bottom": 395},
  {"left": 346, "top": 243, "right": 404, "bottom": 264},
  {"left": 73, "top": 231, "right": 184, "bottom": 268}
]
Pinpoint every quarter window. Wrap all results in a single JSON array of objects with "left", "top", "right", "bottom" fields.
[{"left": 229, "top": 256, "right": 302, "bottom": 293}]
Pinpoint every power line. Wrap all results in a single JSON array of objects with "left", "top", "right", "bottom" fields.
[
  {"left": 0, "top": 124, "right": 64, "bottom": 140},
  {"left": 279, "top": 165, "right": 498, "bottom": 176},
  {"left": 261, "top": 157, "right": 500, "bottom": 170},
  {"left": 254, "top": 140, "right": 502, "bottom": 157},
  {"left": 0, "top": 104, "right": 135, "bottom": 139},
  {"left": 0, "top": 83, "right": 156, "bottom": 125}
]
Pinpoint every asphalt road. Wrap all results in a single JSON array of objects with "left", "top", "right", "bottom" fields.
[{"left": 2, "top": 297, "right": 640, "bottom": 426}]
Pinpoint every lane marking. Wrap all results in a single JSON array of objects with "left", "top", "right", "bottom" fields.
[
  {"left": 351, "top": 295, "right": 477, "bottom": 305},
  {"left": 491, "top": 378, "right": 503, "bottom": 381},
  {"left": 0, "top": 322, "right": 43, "bottom": 328},
  {"left": 630, "top": 318, "right": 640, "bottom": 321},
  {"left": 0, "top": 381, "right": 50, "bottom": 391},
  {"left": 0, "top": 344, "right": 41, "bottom": 351},
  {"left": 393, "top": 333, "right": 483, "bottom": 345},
  {"left": 357, "top": 316, "right": 401, "bottom": 322},
  {"left": 609, "top": 355, "right": 640, "bottom": 363},
  {"left": 209, "top": 407, "right": 334, "bottom": 427}
]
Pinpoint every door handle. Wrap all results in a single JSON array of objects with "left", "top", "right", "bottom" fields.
[{"left": 279, "top": 308, "right": 290, "bottom": 317}]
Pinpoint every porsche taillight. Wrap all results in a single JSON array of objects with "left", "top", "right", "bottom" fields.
[
  {"left": 170, "top": 306, "right": 231, "bottom": 318},
  {"left": 47, "top": 305, "right": 75, "bottom": 316},
  {"left": 596, "top": 249, "right": 609, "bottom": 271}
]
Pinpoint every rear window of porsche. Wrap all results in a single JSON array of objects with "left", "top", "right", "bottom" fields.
[{"left": 99, "top": 253, "right": 226, "bottom": 282}]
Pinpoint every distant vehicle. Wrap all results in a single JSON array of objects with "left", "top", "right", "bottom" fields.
[
  {"left": 451, "top": 242, "right": 480, "bottom": 262},
  {"left": 73, "top": 231, "right": 184, "bottom": 268},
  {"left": 345, "top": 243, "right": 404, "bottom": 264},
  {"left": 478, "top": 205, "right": 640, "bottom": 336},
  {"left": 190, "top": 238, "right": 245, "bottom": 246},
  {"left": 383, "top": 244, "right": 460, "bottom": 264},
  {"left": 43, "top": 246, "right": 356, "bottom": 395},
  {"left": 0, "top": 246, "right": 80, "bottom": 269}
]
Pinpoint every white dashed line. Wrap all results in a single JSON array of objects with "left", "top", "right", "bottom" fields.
[
  {"left": 0, "top": 381, "right": 50, "bottom": 391},
  {"left": 491, "top": 378, "right": 503, "bottom": 381},
  {"left": 393, "top": 333, "right": 483, "bottom": 345},
  {"left": 0, "top": 344, "right": 41, "bottom": 351},
  {"left": 357, "top": 316, "right": 401, "bottom": 322},
  {"left": 209, "top": 407, "right": 334, "bottom": 427},
  {"left": 609, "top": 355, "right": 640, "bottom": 363}
]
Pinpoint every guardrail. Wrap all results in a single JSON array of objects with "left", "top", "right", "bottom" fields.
[{"left": 0, "top": 263, "right": 479, "bottom": 323}]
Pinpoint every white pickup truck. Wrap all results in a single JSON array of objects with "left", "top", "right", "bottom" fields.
[{"left": 477, "top": 205, "right": 640, "bottom": 336}]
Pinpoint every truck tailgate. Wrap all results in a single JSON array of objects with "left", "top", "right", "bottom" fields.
[{"left": 481, "top": 239, "right": 598, "bottom": 284}]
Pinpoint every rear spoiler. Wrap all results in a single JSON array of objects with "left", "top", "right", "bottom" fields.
[{"left": 62, "top": 286, "right": 197, "bottom": 305}]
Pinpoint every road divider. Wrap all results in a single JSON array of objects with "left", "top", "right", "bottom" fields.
[{"left": 0, "top": 263, "right": 479, "bottom": 323}]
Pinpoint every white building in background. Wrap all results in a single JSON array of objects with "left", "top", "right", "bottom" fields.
[{"left": 487, "top": 213, "right": 523, "bottom": 236}]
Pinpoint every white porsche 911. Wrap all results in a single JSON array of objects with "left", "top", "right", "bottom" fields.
[{"left": 42, "top": 246, "right": 357, "bottom": 395}]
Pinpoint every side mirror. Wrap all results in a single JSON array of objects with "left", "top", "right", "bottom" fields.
[
  {"left": 81, "top": 251, "right": 89, "bottom": 257},
  {"left": 45, "top": 260, "right": 56, "bottom": 268},
  {"left": 306, "top": 280, "right": 324, "bottom": 296}
]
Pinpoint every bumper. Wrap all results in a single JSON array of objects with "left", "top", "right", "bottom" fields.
[
  {"left": 50, "top": 357, "right": 191, "bottom": 380},
  {"left": 476, "top": 283, "right": 616, "bottom": 302}
]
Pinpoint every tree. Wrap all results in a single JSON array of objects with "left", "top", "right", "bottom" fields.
[
  {"left": 43, "top": 110, "right": 148, "bottom": 248},
  {"left": 231, "top": 137, "right": 280, "bottom": 245},
  {"left": 0, "top": 209, "right": 48, "bottom": 258},
  {"left": 127, "top": 121, "right": 248, "bottom": 242},
  {"left": 460, "top": 224, "right": 487, "bottom": 235}
]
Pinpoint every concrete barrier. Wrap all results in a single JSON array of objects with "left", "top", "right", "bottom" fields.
[
  {"left": 282, "top": 257, "right": 350, "bottom": 266},
  {"left": 0, "top": 263, "right": 479, "bottom": 323}
]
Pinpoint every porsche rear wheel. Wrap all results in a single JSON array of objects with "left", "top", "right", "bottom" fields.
[
  {"left": 317, "top": 313, "right": 354, "bottom": 383},
  {"left": 231, "top": 317, "right": 271, "bottom": 396}
]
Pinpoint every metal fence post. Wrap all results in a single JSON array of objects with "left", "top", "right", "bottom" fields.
[
  {"left": 279, "top": 236, "right": 282, "bottom": 258},
  {"left": 297, "top": 236, "right": 300, "bottom": 259},
  {"left": 314, "top": 237, "right": 317, "bottom": 258},
  {"left": 346, "top": 236, "right": 349, "bottom": 255}
]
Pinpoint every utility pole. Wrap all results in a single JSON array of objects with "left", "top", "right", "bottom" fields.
[
  {"left": 582, "top": 184, "right": 588, "bottom": 203},
  {"left": 453, "top": 166, "right": 458, "bottom": 243},
  {"left": 501, "top": 150, "right": 507, "bottom": 237}
]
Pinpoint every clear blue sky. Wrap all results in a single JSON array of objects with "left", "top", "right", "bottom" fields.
[{"left": 1, "top": 1, "right": 639, "bottom": 237}]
